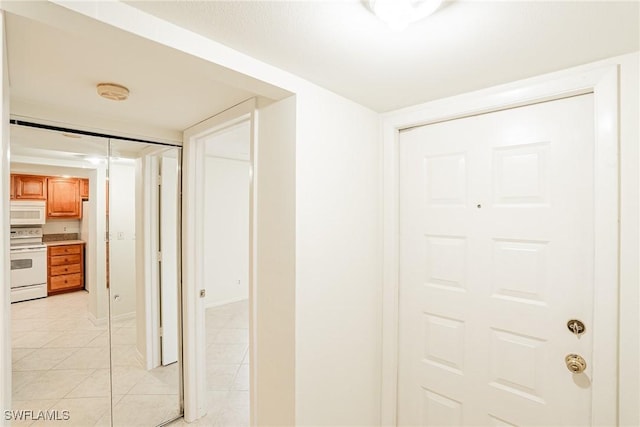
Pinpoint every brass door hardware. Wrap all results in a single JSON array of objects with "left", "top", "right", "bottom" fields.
[
  {"left": 565, "top": 354, "right": 587, "bottom": 374},
  {"left": 567, "top": 319, "right": 586, "bottom": 336}
]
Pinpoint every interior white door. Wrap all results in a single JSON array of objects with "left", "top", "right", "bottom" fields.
[
  {"left": 397, "top": 94, "right": 604, "bottom": 426},
  {"left": 160, "top": 154, "right": 179, "bottom": 365}
]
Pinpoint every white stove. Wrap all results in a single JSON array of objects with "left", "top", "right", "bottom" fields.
[{"left": 10, "top": 227, "right": 47, "bottom": 303}]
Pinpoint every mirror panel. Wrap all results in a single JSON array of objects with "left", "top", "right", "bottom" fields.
[
  {"left": 9, "top": 125, "right": 182, "bottom": 427},
  {"left": 108, "top": 139, "right": 182, "bottom": 426},
  {"left": 9, "top": 124, "right": 113, "bottom": 426}
]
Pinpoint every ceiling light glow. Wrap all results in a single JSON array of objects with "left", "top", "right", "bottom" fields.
[
  {"left": 86, "top": 157, "right": 102, "bottom": 165},
  {"left": 368, "top": 0, "right": 443, "bottom": 31}
]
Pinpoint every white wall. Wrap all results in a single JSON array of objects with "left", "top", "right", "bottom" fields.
[
  {"left": 255, "top": 96, "right": 297, "bottom": 425},
  {"left": 294, "top": 87, "right": 381, "bottom": 426},
  {"left": 203, "top": 156, "right": 250, "bottom": 307},
  {"left": 86, "top": 166, "right": 108, "bottom": 324},
  {"left": 42, "top": 219, "right": 80, "bottom": 235},
  {"left": 10, "top": 162, "right": 91, "bottom": 178},
  {"left": 109, "top": 161, "right": 137, "bottom": 318}
]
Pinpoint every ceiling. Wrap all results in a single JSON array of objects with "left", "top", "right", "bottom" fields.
[
  {"left": 10, "top": 124, "right": 157, "bottom": 164},
  {"left": 3, "top": 0, "right": 638, "bottom": 148},
  {"left": 4, "top": 11, "right": 272, "bottom": 142},
  {"left": 4, "top": 1, "right": 286, "bottom": 165},
  {"left": 125, "top": 0, "right": 639, "bottom": 112},
  {"left": 10, "top": 124, "right": 107, "bottom": 164}
]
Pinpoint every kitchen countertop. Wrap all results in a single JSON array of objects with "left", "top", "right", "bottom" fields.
[{"left": 45, "top": 240, "right": 86, "bottom": 247}]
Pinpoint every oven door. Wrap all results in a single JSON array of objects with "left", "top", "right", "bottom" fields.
[{"left": 10, "top": 247, "right": 47, "bottom": 289}]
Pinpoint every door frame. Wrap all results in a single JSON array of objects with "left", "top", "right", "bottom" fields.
[
  {"left": 182, "top": 98, "right": 257, "bottom": 423},
  {"left": 381, "top": 65, "right": 620, "bottom": 425},
  {"left": 0, "top": 11, "right": 11, "bottom": 417}
]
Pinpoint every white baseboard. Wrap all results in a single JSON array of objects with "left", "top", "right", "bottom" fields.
[
  {"left": 135, "top": 348, "right": 145, "bottom": 369},
  {"left": 88, "top": 311, "right": 135, "bottom": 326},
  {"left": 87, "top": 311, "right": 107, "bottom": 327},
  {"left": 205, "top": 296, "right": 248, "bottom": 309},
  {"left": 112, "top": 311, "right": 136, "bottom": 322}
]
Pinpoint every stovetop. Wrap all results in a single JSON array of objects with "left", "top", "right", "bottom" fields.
[{"left": 10, "top": 226, "right": 44, "bottom": 248}]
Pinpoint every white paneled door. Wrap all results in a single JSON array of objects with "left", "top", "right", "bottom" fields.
[{"left": 397, "top": 94, "right": 607, "bottom": 426}]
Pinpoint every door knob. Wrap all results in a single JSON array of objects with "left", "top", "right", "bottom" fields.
[{"left": 565, "top": 354, "right": 587, "bottom": 374}]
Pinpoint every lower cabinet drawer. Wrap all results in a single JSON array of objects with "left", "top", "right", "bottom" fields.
[
  {"left": 50, "top": 245, "right": 82, "bottom": 256},
  {"left": 49, "top": 273, "right": 83, "bottom": 291},
  {"left": 50, "top": 264, "right": 82, "bottom": 276},
  {"left": 50, "top": 254, "right": 81, "bottom": 266}
]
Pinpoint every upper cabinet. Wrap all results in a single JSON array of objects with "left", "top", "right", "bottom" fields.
[
  {"left": 10, "top": 174, "right": 88, "bottom": 219},
  {"left": 80, "top": 178, "right": 89, "bottom": 200},
  {"left": 47, "top": 178, "right": 81, "bottom": 219},
  {"left": 14, "top": 175, "right": 47, "bottom": 200}
]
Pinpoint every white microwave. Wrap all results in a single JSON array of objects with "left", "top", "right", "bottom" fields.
[{"left": 10, "top": 200, "right": 46, "bottom": 225}]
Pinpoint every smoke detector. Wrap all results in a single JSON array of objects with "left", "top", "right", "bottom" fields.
[{"left": 96, "top": 83, "right": 129, "bottom": 101}]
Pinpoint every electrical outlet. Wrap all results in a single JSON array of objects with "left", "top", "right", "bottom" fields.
[
  {"left": 117, "top": 232, "right": 125, "bottom": 240},
  {"left": 237, "top": 279, "right": 241, "bottom": 285},
  {"left": 63, "top": 226, "right": 67, "bottom": 232}
]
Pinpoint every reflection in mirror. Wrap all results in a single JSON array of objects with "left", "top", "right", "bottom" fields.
[
  {"left": 9, "top": 124, "right": 113, "bottom": 425},
  {"left": 202, "top": 121, "right": 251, "bottom": 426},
  {"left": 108, "top": 139, "right": 182, "bottom": 426}
]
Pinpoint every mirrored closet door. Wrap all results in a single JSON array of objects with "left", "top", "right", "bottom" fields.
[{"left": 9, "top": 123, "right": 183, "bottom": 427}]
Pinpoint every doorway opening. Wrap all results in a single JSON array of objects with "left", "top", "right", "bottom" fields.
[{"left": 201, "top": 120, "right": 252, "bottom": 425}]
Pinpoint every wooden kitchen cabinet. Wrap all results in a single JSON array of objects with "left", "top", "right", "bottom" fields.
[
  {"left": 47, "top": 178, "right": 81, "bottom": 218},
  {"left": 14, "top": 174, "right": 47, "bottom": 200},
  {"left": 47, "top": 243, "right": 85, "bottom": 295},
  {"left": 80, "top": 178, "right": 89, "bottom": 200},
  {"left": 11, "top": 173, "right": 86, "bottom": 218}
]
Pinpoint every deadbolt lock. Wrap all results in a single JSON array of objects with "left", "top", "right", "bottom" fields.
[
  {"left": 567, "top": 319, "right": 586, "bottom": 336},
  {"left": 565, "top": 353, "right": 587, "bottom": 374}
]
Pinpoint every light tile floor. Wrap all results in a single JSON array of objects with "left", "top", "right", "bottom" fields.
[
  {"left": 170, "top": 300, "right": 249, "bottom": 427},
  {"left": 10, "top": 291, "right": 181, "bottom": 427}
]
